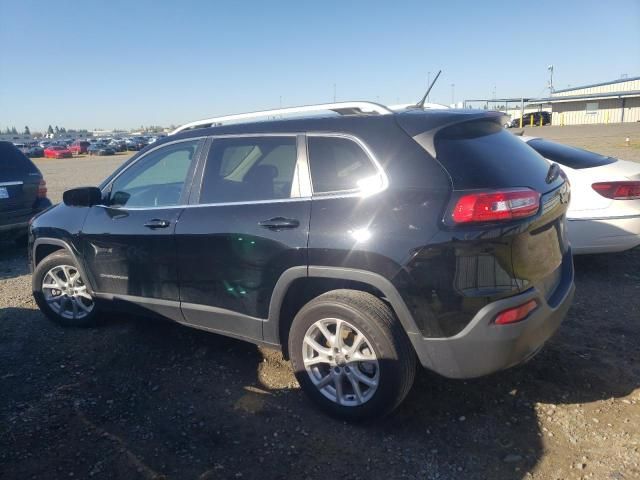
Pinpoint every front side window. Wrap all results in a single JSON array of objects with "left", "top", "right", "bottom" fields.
[
  {"left": 200, "top": 136, "right": 297, "bottom": 204},
  {"left": 109, "top": 140, "right": 200, "bottom": 208},
  {"left": 307, "top": 136, "right": 378, "bottom": 194}
]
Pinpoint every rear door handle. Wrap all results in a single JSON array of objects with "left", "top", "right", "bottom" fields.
[
  {"left": 144, "top": 219, "right": 171, "bottom": 229},
  {"left": 258, "top": 217, "right": 300, "bottom": 230}
]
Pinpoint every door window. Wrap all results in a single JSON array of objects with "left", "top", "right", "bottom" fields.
[
  {"left": 109, "top": 140, "right": 200, "bottom": 208},
  {"left": 200, "top": 136, "right": 297, "bottom": 203}
]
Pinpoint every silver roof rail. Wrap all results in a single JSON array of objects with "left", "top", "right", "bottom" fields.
[{"left": 170, "top": 101, "right": 393, "bottom": 135}]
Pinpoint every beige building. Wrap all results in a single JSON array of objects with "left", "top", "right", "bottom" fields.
[{"left": 534, "top": 76, "right": 640, "bottom": 125}]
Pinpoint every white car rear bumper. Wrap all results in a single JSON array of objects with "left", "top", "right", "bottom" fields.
[{"left": 568, "top": 214, "right": 640, "bottom": 254}]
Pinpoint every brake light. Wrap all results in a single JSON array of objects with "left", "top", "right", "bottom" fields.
[
  {"left": 451, "top": 188, "right": 541, "bottom": 224},
  {"left": 495, "top": 299, "right": 538, "bottom": 325},
  {"left": 37, "top": 179, "right": 47, "bottom": 198},
  {"left": 592, "top": 181, "right": 640, "bottom": 200}
]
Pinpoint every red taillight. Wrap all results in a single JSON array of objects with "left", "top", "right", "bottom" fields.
[
  {"left": 592, "top": 181, "right": 640, "bottom": 200},
  {"left": 451, "top": 188, "right": 541, "bottom": 224},
  {"left": 37, "top": 179, "right": 47, "bottom": 198},
  {"left": 495, "top": 299, "right": 538, "bottom": 325}
]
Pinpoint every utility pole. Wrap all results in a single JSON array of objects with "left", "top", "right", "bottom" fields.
[{"left": 548, "top": 65, "right": 554, "bottom": 94}]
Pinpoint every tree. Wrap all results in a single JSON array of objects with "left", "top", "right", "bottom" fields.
[
  {"left": 24, "top": 126, "right": 30, "bottom": 135},
  {"left": 47, "top": 125, "right": 54, "bottom": 135},
  {"left": 10, "top": 126, "right": 17, "bottom": 134},
  {"left": 54, "top": 126, "right": 59, "bottom": 134},
  {"left": 60, "top": 127, "right": 66, "bottom": 134}
]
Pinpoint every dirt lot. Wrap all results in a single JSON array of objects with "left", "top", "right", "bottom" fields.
[{"left": 1, "top": 128, "right": 640, "bottom": 480}]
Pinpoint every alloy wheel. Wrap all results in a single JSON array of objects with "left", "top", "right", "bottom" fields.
[
  {"left": 302, "top": 318, "right": 379, "bottom": 407},
  {"left": 42, "top": 265, "right": 94, "bottom": 320}
]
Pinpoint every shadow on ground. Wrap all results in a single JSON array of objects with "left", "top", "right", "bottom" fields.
[{"left": 0, "top": 249, "right": 638, "bottom": 479}]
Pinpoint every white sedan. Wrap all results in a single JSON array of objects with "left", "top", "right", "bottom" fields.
[{"left": 521, "top": 136, "right": 640, "bottom": 254}]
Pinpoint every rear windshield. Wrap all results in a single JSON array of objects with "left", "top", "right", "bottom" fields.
[
  {"left": 527, "top": 138, "right": 617, "bottom": 170},
  {"left": 0, "top": 141, "right": 39, "bottom": 180},
  {"left": 433, "top": 121, "right": 562, "bottom": 192}
]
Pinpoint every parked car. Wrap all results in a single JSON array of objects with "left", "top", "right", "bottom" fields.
[
  {"left": 29, "top": 102, "right": 574, "bottom": 419},
  {"left": 69, "top": 141, "right": 90, "bottom": 155},
  {"left": 25, "top": 146, "right": 44, "bottom": 158},
  {"left": 125, "top": 138, "right": 146, "bottom": 151},
  {"left": 509, "top": 111, "right": 551, "bottom": 128},
  {"left": 87, "top": 143, "right": 116, "bottom": 156},
  {"left": 108, "top": 140, "right": 127, "bottom": 152},
  {"left": 521, "top": 136, "right": 640, "bottom": 253},
  {"left": 43, "top": 146, "right": 72, "bottom": 158},
  {"left": 0, "top": 142, "right": 51, "bottom": 243}
]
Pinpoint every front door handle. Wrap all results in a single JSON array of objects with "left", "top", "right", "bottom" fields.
[
  {"left": 258, "top": 217, "right": 300, "bottom": 230},
  {"left": 144, "top": 219, "right": 171, "bottom": 229}
]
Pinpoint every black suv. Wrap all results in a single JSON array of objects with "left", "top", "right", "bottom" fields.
[
  {"left": 29, "top": 103, "right": 574, "bottom": 419},
  {"left": 509, "top": 111, "right": 552, "bottom": 128},
  {"left": 0, "top": 141, "right": 51, "bottom": 243}
]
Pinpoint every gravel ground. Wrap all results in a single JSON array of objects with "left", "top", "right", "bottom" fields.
[{"left": 1, "top": 129, "right": 639, "bottom": 480}]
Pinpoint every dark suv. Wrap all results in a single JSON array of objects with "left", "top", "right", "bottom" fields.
[
  {"left": 509, "top": 111, "right": 552, "bottom": 128},
  {"left": 29, "top": 103, "right": 574, "bottom": 419},
  {"left": 0, "top": 141, "right": 51, "bottom": 243}
]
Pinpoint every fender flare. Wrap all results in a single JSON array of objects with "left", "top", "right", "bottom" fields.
[
  {"left": 32, "top": 238, "right": 95, "bottom": 294},
  {"left": 264, "top": 265, "right": 421, "bottom": 346}
]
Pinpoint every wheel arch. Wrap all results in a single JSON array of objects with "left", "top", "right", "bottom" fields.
[
  {"left": 266, "top": 266, "right": 421, "bottom": 357},
  {"left": 33, "top": 238, "right": 95, "bottom": 294}
]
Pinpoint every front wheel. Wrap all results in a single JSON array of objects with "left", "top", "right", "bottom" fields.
[
  {"left": 288, "top": 290, "right": 416, "bottom": 420},
  {"left": 33, "top": 250, "right": 99, "bottom": 327}
]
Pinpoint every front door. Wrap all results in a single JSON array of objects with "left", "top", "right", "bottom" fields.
[
  {"left": 81, "top": 139, "right": 203, "bottom": 318},
  {"left": 176, "top": 135, "right": 310, "bottom": 341}
]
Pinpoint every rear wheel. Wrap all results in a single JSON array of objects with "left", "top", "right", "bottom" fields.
[
  {"left": 33, "top": 251, "right": 99, "bottom": 327},
  {"left": 288, "top": 290, "right": 416, "bottom": 420}
]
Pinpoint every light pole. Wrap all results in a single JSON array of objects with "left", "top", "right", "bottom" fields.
[
  {"left": 548, "top": 65, "right": 554, "bottom": 94},
  {"left": 450, "top": 83, "right": 455, "bottom": 106}
]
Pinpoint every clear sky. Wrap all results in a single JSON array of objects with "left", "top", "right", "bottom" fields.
[{"left": 1, "top": 0, "right": 639, "bottom": 132}]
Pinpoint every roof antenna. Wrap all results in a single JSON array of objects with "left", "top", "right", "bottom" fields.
[{"left": 414, "top": 70, "right": 442, "bottom": 109}]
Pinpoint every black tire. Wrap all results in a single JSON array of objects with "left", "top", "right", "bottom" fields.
[
  {"left": 288, "top": 289, "right": 416, "bottom": 420},
  {"left": 33, "top": 250, "right": 99, "bottom": 327}
]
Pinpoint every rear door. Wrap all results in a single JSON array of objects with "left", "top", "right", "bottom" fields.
[
  {"left": 175, "top": 135, "right": 310, "bottom": 342},
  {"left": 0, "top": 142, "right": 43, "bottom": 228}
]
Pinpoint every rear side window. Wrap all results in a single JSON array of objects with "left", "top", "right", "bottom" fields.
[
  {"left": 527, "top": 138, "right": 616, "bottom": 170},
  {"left": 433, "top": 121, "right": 561, "bottom": 192},
  {"left": 307, "top": 136, "right": 377, "bottom": 193},
  {"left": 200, "top": 136, "right": 297, "bottom": 204},
  {"left": 0, "top": 141, "right": 39, "bottom": 180}
]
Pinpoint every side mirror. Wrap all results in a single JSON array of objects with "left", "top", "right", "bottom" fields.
[{"left": 63, "top": 187, "right": 103, "bottom": 207}]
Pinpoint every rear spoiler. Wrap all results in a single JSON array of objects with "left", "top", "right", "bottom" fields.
[{"left": 394, "top": 110, "right": 507, "bottom": 158}]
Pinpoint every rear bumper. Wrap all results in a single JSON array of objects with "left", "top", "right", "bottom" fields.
[
  {"left": 410, "top": 251, "right": 574, "bottom": 379},
  {"left": 568, "top": 214, "right": 640, "bottom": 254},
  {"left": 0, "top": 200, "right": 53, "bottom": 240}
]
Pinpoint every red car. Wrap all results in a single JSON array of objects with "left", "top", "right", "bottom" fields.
[
  {"left": 43, "top": 146, "right": 72, "bottom": 159},
  {"left": 68, "top": 141, "right": 90, "bottom": 155}
]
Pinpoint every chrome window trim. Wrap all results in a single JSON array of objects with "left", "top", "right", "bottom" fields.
[
  {"left": 305, "top": 132, "right": 389, "bottom": 198},
  {"left": 0, "top": 181, "right": 24, "bottom": 187},
  {"left": 97, "top": 132, "right": 388, "bottom": 211}
]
